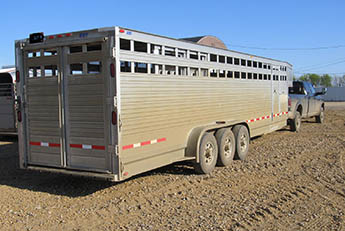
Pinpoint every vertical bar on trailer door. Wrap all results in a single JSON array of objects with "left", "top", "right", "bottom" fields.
[
  {"left": 15, "top": 42, "right": 27, "bottom": 168},
  {"left": 114, "top": 27, "right": 122, "bottom": 177},
  {"left": 58, "top": 47, "right": 68, "bottom": 167},
  {"left": 270, "top": 65, "right": 274, "bottom": 121}
]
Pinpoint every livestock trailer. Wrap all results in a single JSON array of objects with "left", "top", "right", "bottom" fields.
[
  {"left": 0, "top": 67, "right": 16, "bottom": 135},
  {"left": 15, "top": 27, "right": 292, "bottom": 181}
]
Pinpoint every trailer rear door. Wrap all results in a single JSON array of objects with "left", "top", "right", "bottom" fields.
[{"left": 24, "top": 38, "right": 111, "bottom": 172}]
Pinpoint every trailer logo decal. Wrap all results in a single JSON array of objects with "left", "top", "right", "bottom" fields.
[
  {"left": 70, "top": 144, "right": 105, "bottom": 150},
  {"left": 122, "top": 137, "right": 166, "bottom": 150},
  {"left": 246, "top": 112, "right": 288, "bottom": 123},
  {"left": 29, "top": 141, "right": 60, "bottom": 148}
]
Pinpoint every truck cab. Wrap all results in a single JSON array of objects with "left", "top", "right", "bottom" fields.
[{"left": 288, "top": 81, "right": 326, "bottom": 132}]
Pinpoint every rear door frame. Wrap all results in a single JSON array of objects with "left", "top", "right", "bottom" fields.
[{"left": 16, "top": 30, "right": 117, "bottom": 174}]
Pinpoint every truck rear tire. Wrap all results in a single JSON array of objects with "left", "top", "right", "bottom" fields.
[
  {"left": 232, "top": 125, "right": 249, "bottom": 160},
  {"left": 290, "top": 111, "right": 301, "bottom": 132},
  {"left": 315, "top": 107, "right": 324, "bottom": 123},
  {"left": 194, "top": 133, "right": 218, "bottom": 174},
  {"left": 215, "top": 128, "right": 235, "bottom": 166}
]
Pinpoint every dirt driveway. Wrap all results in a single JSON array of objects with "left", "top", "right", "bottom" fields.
[{"left": 0, "top": 104, "right": 344, "bottom": 230}]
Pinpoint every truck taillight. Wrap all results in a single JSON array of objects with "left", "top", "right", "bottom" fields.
[
  {"left": 17, "top": 111, "right": 22, "bottom": 122},
  {"left": 16, "top": 70, "right": 20, "bottom": 82},
  {"left": 110, "top": 63, "right": 115, "bottom": 77},
  {"left": 112, "top": 111, "right": 117, "bottom": 125},
  {"left": 288, "top": 98, "right": 291, "bottom": 107}
]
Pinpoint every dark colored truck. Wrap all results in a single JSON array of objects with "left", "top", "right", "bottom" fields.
[{"left": 288, "top": 81, "right": 326, "bottom": 132}]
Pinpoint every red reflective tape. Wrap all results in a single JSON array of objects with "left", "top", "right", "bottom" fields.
[
  {"left": 266, "top": 115, "right": 270, "bottom": 119},
  {"left": 30, "top": 142, "right": 40, "bottom": 146},
  {"left": 65, "top": 33, "right": 72, "bottom": 37},
  {"left": 250, "top": 119, "right": 255, "bottom": 122},
  {"left": 119, "top": 29, "right": 125, "bottom": 33},
  {"left": 157, "top": 138, "right": 166, "bottom": 143},
  {"left": 48, "top": 35, "right": 55, "bottom": 39},
  {"left": 70, "top": 144, "right": 82, "bottom": 149},
  {"left": 141, "top": 140, "right": 151, "bottom": 146},
  {"left": 92, "top": 145, "right": 105, "bottom": 150},
  {"left": 122, "top": 144, "right": 134, "bottom": 150},
  {"left": 261, "top": 116, "right": 265, "bottom": 120},
  {"left": 57, "top": 34, "right": 63, "bottom": 38},
  {"left": 49, "top": 143, "right": 60, "bottom": 147}
]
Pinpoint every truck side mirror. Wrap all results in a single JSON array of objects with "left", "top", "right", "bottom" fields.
[
  {"left": 315, "top": 88, "right": 327, "bottom": 96},
  {"left": 322, "top": 88, "right": 327, "bottom": 95}
]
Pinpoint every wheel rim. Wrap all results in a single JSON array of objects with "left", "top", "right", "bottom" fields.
[
  {"left": 224, "top": 137, "right": 232, "bottom": 158},
  {"left": 204, "top": 142, "right": 215, "bottom": 164},
  {"left": 240, "top": 133, "right": 247, "bottom": 153},
  {"left": 296, "top": 116, "right": 301, "bottom": 129}
]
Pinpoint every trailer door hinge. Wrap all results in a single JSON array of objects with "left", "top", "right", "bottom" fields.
[
  {"left": 114, "top": 96, "right": 117, "bottom": 108},
  {"left": 112, "top": 47, "right": 116, "bottom": 58},
  {"left": 118, "top": 114, "right": 122, "bottom": 132},
  {"left": 115, "top": 145, "right": 119, "bottom": 155},
  {"left": 109, "top": 145, "right": 119, "bottom": 156}
]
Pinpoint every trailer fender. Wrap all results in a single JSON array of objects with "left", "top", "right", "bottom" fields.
[{"left": 185, "top": 121, "right": 245, "bottom": 163}]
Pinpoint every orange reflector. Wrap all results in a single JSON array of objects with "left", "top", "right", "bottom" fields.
[
  {"left": 16, "top": 70, "right": 20, "bottom": 82},
  {"left": 110, "top": 63, "right": 115, "bottom": 77},
  {"left": 17, "top": 111, "right": 22, "bottom": 122},
  {"left": 112, "top": 111, "right": 117, "bottom": 125}
]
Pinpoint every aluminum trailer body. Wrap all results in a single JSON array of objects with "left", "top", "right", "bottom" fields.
[
  {"left": 15, "top": 27, "right": 292, "bottom": 181},
  {"left": 0, "top": 68, "right": 16, "bottom": 135}
]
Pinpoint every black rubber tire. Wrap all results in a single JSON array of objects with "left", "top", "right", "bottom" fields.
[
  {"left": 215, "top": 128, "right": 235, "bottom": 166},
  {"left": 290, "top": 111, "right": 301, "bottom": 132},
  {"left": 194, "top": 133, "right": 218, "bottom": 174},
  {"left": 232, "top": 125, "right": 250, "bottom": 160},
  {"left": 315, "top": 107, "right": 324, "bottom": 123}
]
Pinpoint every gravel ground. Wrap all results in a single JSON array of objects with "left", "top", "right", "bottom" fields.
[{"left": 0, "top": 105, "right": 344, "bottom": 230}]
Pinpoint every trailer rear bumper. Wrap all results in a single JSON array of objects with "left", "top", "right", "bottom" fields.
[{"left": 26, "top": 165, "right": 118, "bottom": 181}]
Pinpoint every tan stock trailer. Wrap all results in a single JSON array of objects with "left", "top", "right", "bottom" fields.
[{"left": 15, "top": 27, "right": 292, "bottom": 181}]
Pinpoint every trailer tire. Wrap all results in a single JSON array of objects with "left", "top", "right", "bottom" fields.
[
  {"left": 315, "top": 107, "right": 324, "bottom": 124},
  {"left": 215, "top": 128, "right": 235, "bottom": 166},
  {"left": 233, "top": 125, "right": 249, "bottom": 160},
  {"left": 290, "top": 111, "right": 301, "bottom": 132},
  {"left": 194, "top": 133, "right": 218, "bottom": 174}
]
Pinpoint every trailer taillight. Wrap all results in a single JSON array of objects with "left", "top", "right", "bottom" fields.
[
  {"left": 16, "top": 70, "right": 20, "bottom": 83},
  {"left": 112, "top": 111, "right": 117, "bottom": 125},
  {"left": 17, "top": 111, "right": 22, "bottom": 122},
  {"left": 110, "top": 63, "right": 115, "bottom": 77}
]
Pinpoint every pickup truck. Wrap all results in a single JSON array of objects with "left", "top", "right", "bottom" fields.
[{"left": 288, "top": 81, "right": 326, "bottom": 132}]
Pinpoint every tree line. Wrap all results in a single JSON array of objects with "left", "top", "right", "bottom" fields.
[{"left": 295, "top": 74, "right": 345, "bottom": 87}]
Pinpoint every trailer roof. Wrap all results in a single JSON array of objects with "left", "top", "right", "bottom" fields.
[
  {"left": 0, "top": 67, "right": 15, "bottom": 74},
  {"left": 17, "top": 26, "right": 292, "bottom": 67},
  {"left": 119, "top": 27, "right": 292, "bottom": 67}
]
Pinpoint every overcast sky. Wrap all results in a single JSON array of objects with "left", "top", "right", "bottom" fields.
[{"left": 1, "top": 0, "right": 344, "bottom": 76}]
